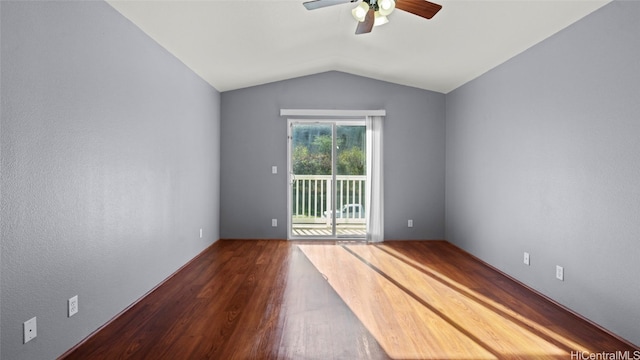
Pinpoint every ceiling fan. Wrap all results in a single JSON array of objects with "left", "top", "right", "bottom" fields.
[{"left": 303, "top": 0, "right": 442, "bottom": 35}]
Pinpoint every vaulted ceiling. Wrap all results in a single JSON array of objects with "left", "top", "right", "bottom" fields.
[{"left": 106, "top": 0, "right": 611, "bottom": 93}]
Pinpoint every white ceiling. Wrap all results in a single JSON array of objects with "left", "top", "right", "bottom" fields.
[{"left": 106, "top": 0, "right": 611, "bottom": 93}]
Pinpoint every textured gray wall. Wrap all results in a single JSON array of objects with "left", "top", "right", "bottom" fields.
[
  {"left": 1, "top": 2, "right": 220, "bottom": 359},
  {"left": 446, "top": 1, "right": 640, "bottom": 346},
  {"left": 220, "top": 71, "right": 445, "bottom": 240}
]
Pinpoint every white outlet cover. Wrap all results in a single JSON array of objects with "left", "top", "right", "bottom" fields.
[
  {"left": 271, "top": 166, "right": 277, "bottom": 174},
  {"left": 556, "top": 265, "right": 564, "bottom": 281},
  {"left": 523, "top": 252, "right": 530, "bottom": 266},
  {"left": 272, "top": 219, "right": 277, "bottom": 227},
  {"left": 68, "top": 295, "right": 79, "bottom": 317},
  {"left": 24, "top": 317, "right": 37, "bottom": 344},
  {"left": 408, "top": 219, "right": 413, "bottom": 228}
]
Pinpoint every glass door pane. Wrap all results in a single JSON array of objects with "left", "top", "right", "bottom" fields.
[
  {"left": 288, "top": 121, "right": 366, "bottom": 239},
  {"left": 336, "top": 124, "right": 366, "bottom": 238},
  {"left": 290, "top": 123, "right": 334, "bottom": 238}
]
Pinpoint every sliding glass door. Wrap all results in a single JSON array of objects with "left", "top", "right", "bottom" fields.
[{"left": 288, "top": 120, "right": 366, "bottom": 239}]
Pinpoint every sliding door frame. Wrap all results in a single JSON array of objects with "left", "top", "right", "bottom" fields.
[{"left": 287, "top": 118, "right": 366, "bottom": 240}]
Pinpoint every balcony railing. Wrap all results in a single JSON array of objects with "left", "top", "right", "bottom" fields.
[{"left": 292, "top": 175, "right": 366, "bottom": 224}]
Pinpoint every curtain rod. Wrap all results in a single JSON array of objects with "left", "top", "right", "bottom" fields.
[{"left": 280, "top": 109, "right": 386, "bottom": 117}]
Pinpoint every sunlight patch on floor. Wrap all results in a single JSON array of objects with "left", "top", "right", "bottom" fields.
[
  {"left": 299, "top": 244, "right": 496, "bottom": 360},
  {"left": 298, "top": 244, "right": 586, "bottom": 360},
  {"left": 375, "top": 244, "right": 594, "bottom": 354}
]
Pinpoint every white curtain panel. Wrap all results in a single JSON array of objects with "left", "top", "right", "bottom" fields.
[{"left": 366, "top": 115, "right": 384, "bottom": 243}]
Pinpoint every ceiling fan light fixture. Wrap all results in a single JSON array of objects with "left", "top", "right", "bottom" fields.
[
  {"left": 374, "top": 12, "right": 389, "bottom": 27},
  {"left": 377, "top": 0, "right": 395, "bottom": 16},
  {"left": 351, "top": 2, "right": 370, "bottom": 22}
]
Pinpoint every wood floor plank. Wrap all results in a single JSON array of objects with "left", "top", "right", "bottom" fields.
[
  {"left": 275, "top": 245, "right": 389, "bottom": 360},
  {"left": 298, "top": 244, "right": 497, "bottom": 359},
  {"left": 60, "top": 240, "right": 638, "bottom": 360},
  {"left": 345, "top": 245, "right": 573, "bottom": 358},
  {"left": 376, "top": 242, "right": 637, "bottom": 353}
]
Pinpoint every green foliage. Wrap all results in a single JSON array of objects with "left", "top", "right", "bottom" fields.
[
  {"left": 293, "top": 145, "right": 331, "bottom": 175},
  {"left": 292, "top": 130, "right": 365, "bottom": 176},
  {"left": 338, "top": 147, "right": 365, "bottom": 175},
  {"left": 312, "top": 135, "right": 333, "bottom": 155}
]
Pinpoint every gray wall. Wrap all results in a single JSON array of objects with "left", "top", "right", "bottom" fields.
[
  {"left": 1, "top": 2, "right": 220, "bottom": 359},
  {"left": 220, "top": 71, "right": 445, "bottom": 240},
  {"left": 446, "top": 0, "right": 640, "bottom": 346}
]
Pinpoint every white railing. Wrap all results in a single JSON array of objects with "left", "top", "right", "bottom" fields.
[{"left": 292, "top": 175, "right": 366, "bottom": 222}]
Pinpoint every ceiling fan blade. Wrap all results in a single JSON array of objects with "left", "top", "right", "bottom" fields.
[
  {"left": 303, "top": 0, "right": 356, "bottom": 11},
  {"left": 395, "top": 0, "right": 442, "bottom": 19},
  {"left": 355, "top": 8, "right": 375, "bottom": 34}
]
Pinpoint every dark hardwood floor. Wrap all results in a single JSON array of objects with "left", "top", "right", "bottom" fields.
[{"left": 60, "top": 240, "right": 638, "bottom": 359}]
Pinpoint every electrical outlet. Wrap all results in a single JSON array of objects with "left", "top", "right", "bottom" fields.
[
  {"left": 272, "top": 219, "right": 277, "bottom": 227},
  {"left": 556, "top": 265, "right": 564, "bottom": 281},
  {"left": 523, "top": 252, "right": 530, "bottom": 266},
  {"left": 199, "top": 228, "right": 203, "bottom": 238},
  {"left": 68, "top": 295, "right": 78, "bottom": 317},
  {"left": 407, "top": 219, "right": 413, "bottom": 228},
  {"left": 23, "top": 317, "right": 37, "bottom": 344},
  {"left": 271, "top": 166, "right": 278, "bottom": 174}
]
